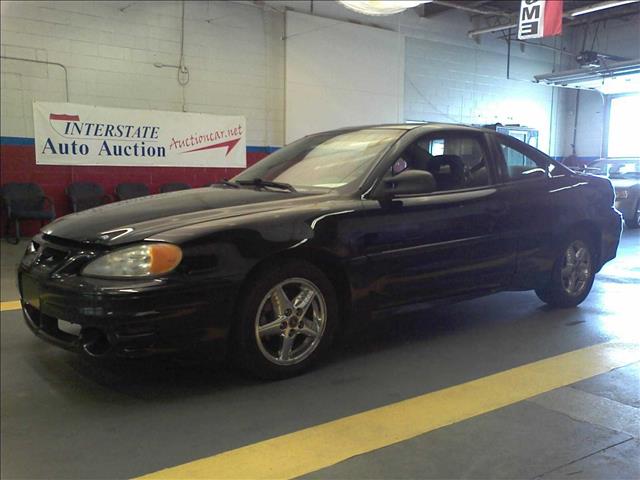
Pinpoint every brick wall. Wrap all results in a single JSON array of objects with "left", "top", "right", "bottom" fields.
[
  {"left": 0, "top": 0, "right": 284, "bottom": 144},
  {"left": 0, "top": 0, "right": 281, "bottom": 235},
  {"left": 404, "top": 36, "right": 557, "bottom": 155}
]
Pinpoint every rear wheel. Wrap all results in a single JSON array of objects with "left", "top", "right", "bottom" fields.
[
  {"left": 232, "top": 260, "right": 339, "bottom": 379},
  {"left": 535, "top": 236, "right": 596, "bottom": 308}
]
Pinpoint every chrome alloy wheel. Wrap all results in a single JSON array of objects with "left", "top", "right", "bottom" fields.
[
  {"left": 254, "top": 278, "right": 327, "bottom": 366},
  {"left": 560, "top": 240, "right": 593, "bottom": 296}
]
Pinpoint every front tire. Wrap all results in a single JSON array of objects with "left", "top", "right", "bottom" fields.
[
  {"left": 232, "top": 260, "right": 339, "bottom": 379},
  {"left": 535, "top": 235, "right": 596, "bottom": 308}
]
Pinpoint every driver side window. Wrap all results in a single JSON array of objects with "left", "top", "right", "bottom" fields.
[
  {"left": 394, "top": 133, "right": 490, "bottom": 192},
  {"left": 499, "top": 141, "right": 548, "bottom": 181}
]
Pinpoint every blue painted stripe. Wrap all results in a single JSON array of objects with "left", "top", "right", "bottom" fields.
[
  {"left": 0, "top": 136, "right": 279, "bottom": 152},
  {"left": 0, "top": 136, "right": 35, "bottom": 146},
  {"left": 247, "top": 145, "right": 279, "bottom": 153}
]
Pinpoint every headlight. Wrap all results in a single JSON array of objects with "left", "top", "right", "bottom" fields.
[
  {"left": 615, "top": 189, "right": 629, "bottom": 199},
  {"left": 82, "top": 243, "right": 182, "bottom": 278}
]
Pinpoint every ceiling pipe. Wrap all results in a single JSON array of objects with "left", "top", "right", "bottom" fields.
[
  {"left": 430, "top": 0, "right": 512, "bottom": 17},
  {"left": 468, "top": 0, "right": 640, "bottom": 38},
  {"left": 468, "top": 21, "right": 518, "bottom": 37}
]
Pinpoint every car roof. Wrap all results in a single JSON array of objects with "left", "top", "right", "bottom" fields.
[{"left": 328, "top": 122, "right": 496, "bottom": 134}]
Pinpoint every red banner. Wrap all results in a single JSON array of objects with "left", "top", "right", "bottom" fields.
[
  {"left": 518, "top": 0, "right": 564, "bottom": 40},
  {"left": 543, "top": 0, "right": 563, "bottom": 37}
]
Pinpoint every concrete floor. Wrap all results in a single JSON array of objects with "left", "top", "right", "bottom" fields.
[{"left": 1, "top": 229, "right": 639, "bottom": 479}]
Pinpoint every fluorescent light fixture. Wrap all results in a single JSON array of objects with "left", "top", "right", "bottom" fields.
[
  {"left": 535, "top": 59, "right": 640, "bottom": 94},
  {"left": 339, "top": 0, "right": 432, "bottom": 16},
  {"left": 570, "top": 0, "right": 639, "bottom": 17}
]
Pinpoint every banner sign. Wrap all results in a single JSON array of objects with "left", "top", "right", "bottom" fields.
[
  {"left": 518, "top": 0, "right": 563, "bottom": 40},
  {"left": 33, "top": 102, "right": 246, "bottom": 167}
]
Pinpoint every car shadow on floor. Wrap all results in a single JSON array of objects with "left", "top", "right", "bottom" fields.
[
  {"left": 27, "top": 301, "right": 485, "bottom": 401},
  {"left": 28, "top": 290, "right": 573, "bottom": 404}
]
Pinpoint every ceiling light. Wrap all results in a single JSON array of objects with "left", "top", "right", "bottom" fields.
[
  {"left": 570, "top": 0, "right": 639, "bottom": 17},
  {"left": 338, "top": 0, "right": 432, "bottom": 16},
  {"left": 534, "top": 59, "right": 640, "bottom": 94}
]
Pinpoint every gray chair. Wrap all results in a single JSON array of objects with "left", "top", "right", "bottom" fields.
[
  {"left": 115, "top": 183, "right": 149, "bottom": 201},
  {"left": 159, "top": 182, "right": 190, "bottom": 193},
  {"left": 66, "top": 182, "right": 112, "bottom": 212},
  {"left": 1, "top": 183, "right": 56, "bottom": 244}
]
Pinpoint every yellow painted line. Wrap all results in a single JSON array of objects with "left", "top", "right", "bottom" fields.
[
  {"left": 0, "top": 300, "right": 21, "bottom": 312},
  {"left": 137, "top": 341, "right": 640, "bottom": 480}
]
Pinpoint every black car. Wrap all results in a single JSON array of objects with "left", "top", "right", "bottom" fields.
[{"left": 18, "top": 124, "right": 622, "bottom": 378}]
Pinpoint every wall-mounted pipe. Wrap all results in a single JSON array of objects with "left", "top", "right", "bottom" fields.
[{"left": 0, "top": 55, "right": 69, "bottom": 101}]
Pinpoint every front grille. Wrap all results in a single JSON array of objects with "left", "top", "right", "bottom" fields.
[
  {"left": 23, "top": 302, "right": 81, "bottom": 347},
  {"left": 27, "top": 236, "right": 99, "bottom": 276},
  {"left": 37, "top": 246, "right": 69, "bottom": 269}
]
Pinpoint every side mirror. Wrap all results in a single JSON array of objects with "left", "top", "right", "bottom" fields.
[{"left": 376, "top": 170, "right": 436, "bottom": 199}]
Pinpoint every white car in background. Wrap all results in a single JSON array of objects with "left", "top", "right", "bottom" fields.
[{"left": 585, "top": 157, "right": 640, "bottom": 228}]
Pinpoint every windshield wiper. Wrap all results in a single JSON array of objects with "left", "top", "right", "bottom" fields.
[
  {"left": 218, "top": 179, "right": 240, "bottom": 188},
  {"left": 236, "top": 178, "right": 297, "bottom": 192}
]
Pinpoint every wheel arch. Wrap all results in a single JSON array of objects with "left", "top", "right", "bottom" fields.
[
  {"left": 559, "top": 220, "right": 603, "bottom": 270},
  {"left": 230, "top": 246, "right": 354, "bottom": 341}
]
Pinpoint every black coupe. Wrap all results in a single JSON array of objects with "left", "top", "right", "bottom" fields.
[{"left": 19, "top": 124, "right": 622, "bottom": 378}]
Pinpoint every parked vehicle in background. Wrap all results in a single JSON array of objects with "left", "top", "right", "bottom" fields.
[
  {"left": 584, "top": 158, "right": 640, "bottom": 228},
  {"left": 18, "top": 124, "right": 623, "bottom": 379}
]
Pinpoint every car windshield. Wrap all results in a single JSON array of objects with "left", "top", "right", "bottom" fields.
[
  {"left": 589, "top": 159, "right": 640, "bottom": 179},
  {"left": 233, "top": 129, "right": 404, "bottom": 189}
]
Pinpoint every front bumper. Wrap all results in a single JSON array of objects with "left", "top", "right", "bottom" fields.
[
  {"left": 19, "top": 268, "right": 238, "bottom": 357},
  {"left": 598, "top": 207, "right": 623, "bottom": 269}
]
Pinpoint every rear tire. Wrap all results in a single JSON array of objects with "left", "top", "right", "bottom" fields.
[
  {"left": 232, "top": 260, "right": 339, "bottom": 380},
  {"left": 535, "top": 234, "right": 596, "bottom": 308}
]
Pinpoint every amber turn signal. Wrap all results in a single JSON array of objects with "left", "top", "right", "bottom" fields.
[{"left": 148, "top": 243, "right": 183, "bottom": 275}]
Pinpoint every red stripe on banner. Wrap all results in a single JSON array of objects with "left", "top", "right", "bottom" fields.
[
  {"left": 543, "top": 0, "right": 563, "bottom": 37},
  {"left": 49, "top": 113, "right": 80, "bottom": 121}
]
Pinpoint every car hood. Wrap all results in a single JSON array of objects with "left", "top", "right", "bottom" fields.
[{"left": 43, "top": 186, "right": 327, "bottom": 246}]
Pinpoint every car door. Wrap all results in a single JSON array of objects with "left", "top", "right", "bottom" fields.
[
  {"left": 489, "top": 133, "right": 560, "bottom": 287},
  {"left": 354, "top": 130, "right": 517, "bottom": 309}
]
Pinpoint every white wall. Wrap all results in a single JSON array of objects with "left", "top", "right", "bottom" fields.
[
  {"left": 285, "top": 10, "right": 404, "bottom": 143},
  {"left": 272, "top": 1, "right": 566, "bottom": 156},
  {"left": 2, "top": 0, "right": 637, "bottom": 157},
  {"left": 561, "top": 89, "right": 606, "bottom": 158},
  {"left": 404, "top": 36, "right": 557, "bottom": 155},
  {"left": 556, "top": 15, "right": 640, "bottom": 158},
  {"left": 0, "top": 0, "right": 285, "bottom": 147}
]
